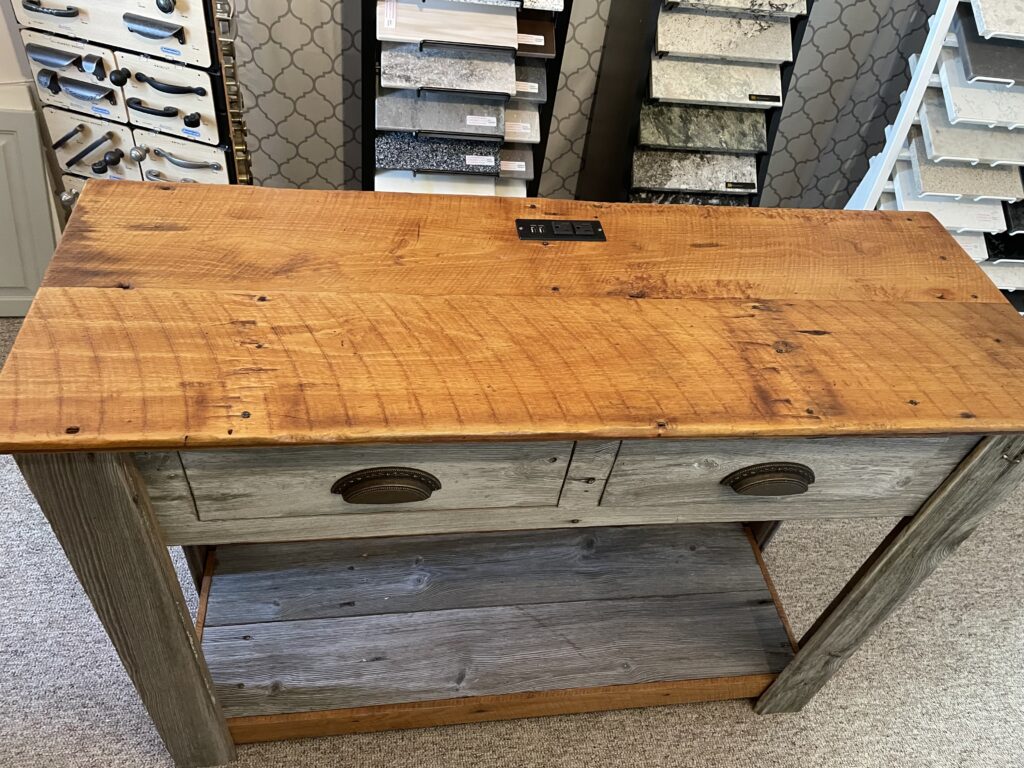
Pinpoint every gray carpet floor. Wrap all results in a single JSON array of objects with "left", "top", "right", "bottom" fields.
[{"left": 1, "top": 314, "right": 1022, "bottom": 767}]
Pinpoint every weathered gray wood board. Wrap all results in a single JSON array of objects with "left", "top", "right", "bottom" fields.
[
  {"left": 756, "top": 433, "right": 1024, "bottom": 713},
  {"left": 206, "top": 524, "right": 767, "bottom": 625},
  {"left": 14, "top": 453, "right": 234, "bottom": 767},
  {"left": 204, "top": 592, "right": 794, "bottom": 717}
]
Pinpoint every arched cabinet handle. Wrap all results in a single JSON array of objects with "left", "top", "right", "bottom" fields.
[
  {"left": 720, "top": 462, "right": 815, "bottom": 497},
  {"left": 22, "top": 0, "right": 79, "bottom": 17},
  {"left": 153, "top": 147, "right": 220, "bottom": 170},
  {"left": 331, "top": 467, "right": 441, "bottom": 504}
]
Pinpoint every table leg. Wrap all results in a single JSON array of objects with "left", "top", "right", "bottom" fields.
[
  {"left": 15, "top": 452, "right": 235, "bottom": 767},
  {"left": 756, "top": 434, "right": 1024, "bottom": 713}
]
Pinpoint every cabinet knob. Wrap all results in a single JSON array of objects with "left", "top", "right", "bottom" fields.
[
  {"left": 720, "top": 462, "right": 815, "bottom": 497},
  {"left": 331, "top": 467, "right": 441, "bottom": 505}
]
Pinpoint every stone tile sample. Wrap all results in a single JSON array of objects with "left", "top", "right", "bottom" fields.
[
  {"left": 638, "top": 103, "right": 765, "bottom": 153},
  {"left": 514, "top": 59, "right": 548, "bottom": 103},
  {"left": 375, "top": 132, "right": 500, "bottom": 175},
  {"left": 909, "top": 127, "right": 1024, "bottom": 201},
  {"left": 892, "top": 161, "right": 1007, "bottom": 232},
  {"left": 377, "top": 0, "right": 518, "bottom": 50},
  {"left": 517, "top": 18, "right": 556, "bottom": 59},
  {"left": 955, "top": 4, "right": 1024, "bottom": 85},
  {"left": 952, "top": 231, "right": 990, "bottom": 262},
  {"left": 375, "top": 170, "right": 499, "bottom": 195},
  {"left": 666, "top": 0, "right": 805, "bottom": 18},
  {"left": 657, "top": 8, "right": 792, "bottom": 64},
  {"left": 380, "top": 42, "right": 516, "bottom": 97},
  {"left": 523, "top": 0, "right": 563, "bottom": 9},
  {"left": 984, "top": 231, "right": 1024, "bottom": 261},
  {"left": 376, "top": 89, "right": 505, "bottom": 139},
  {"left": 629, "top": 190, "right": 750, "bottom": 206},
  {"left": 1005, "top": 200, "right": 1024, "bottom": 233},
  {"left": 651, "top": 57, "right": 781, "bottom": 109},
  {"left": 631, "top": 150, "right": 757, "bottom": 194},
  {"left": 504, "top": 101, "right": 541, "bottom": 143},
  {"left": 938, "top": 48, "right": 1024, "bottom": 128},
  {"left": 919, "top": 87, "right": 1024, "bottom": 165},
  {"left": 499, "top": 146, "right": 534, "bottom": 180},
  {"left": 495, "top": 178, "right": 527, "bottom": 196},
  {"left": 970, "top": 0, "right": 1024, "bottom": 41},
  {"left": 448, "top": 0, "right": 519, "bottom": 6}
]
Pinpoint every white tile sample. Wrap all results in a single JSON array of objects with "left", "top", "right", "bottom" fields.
[
  {"left": 495, "top": 177, "right": 527, "bottom": 196},
  {"left": 504, "top": 101, "right": 541, "bottom": 143},
  {"left": 666, "top": 0, "right": 805, "bottom": 17},
  {"left": 381, "top": 42, "right": 516, "bottom": 97},
  {"left": 523, "top": 0, "right": 563, "bottom": 9},
  {"left": 651, "top": 57, "right": 781, "bottom": 109},
  {"left": 375, "top": 170, "right": 498, "bottom": 195},
  {"left": 919, "top": 87, "right": 1024, "bottom": 165},
  {"left": 938, "top": 48, "right": 1024, "bottom": 128},
  {"left": 909, "top": 127, "right": 1024, "bottom": 200},
  {"left": 952, "top": 231, "right": 990, "bottom": 262},
  {"left": 377, "top": 0, "right": 518, "bottom": 49},
  {"left": 657, "top": 8, "right": 792, "bottom": 65},
  {"left": 892, "top": 161, "right": 1007, "bottom": 232},
  {"left": 970, "top": 0, "right": 1024, "bottom": 41},
  {"left": 447, "top": 0, "right": 519, "bottom": 6},
  {"left": 632, "top": 150, "right": 757, "bottom": 194}
]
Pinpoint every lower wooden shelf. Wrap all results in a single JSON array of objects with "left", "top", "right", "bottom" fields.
[{"left": 197, "top": 523, "right": 795, "bottom": 743}]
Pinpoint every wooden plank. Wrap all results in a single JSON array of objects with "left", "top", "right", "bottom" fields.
[
  {"left": 204, "top": 524, "right": 768, "bottom": 625},
  {"left": 202, "top": 591, "right": 794, "bottom": 717},
  {"left": 43, "top": 182, "right": 998, "bottom": 304},
  {"left": 226, "top": 674, "right": 777, "bottom": 743},
  {"left": 3, "top": 289, "right": 1024, "bottom": 452},
  {"left": 756, "top": 433, "right": 1024, "bottom": 713},
  {"left": 14, "top": 452, "right": 234, "bottom": 767},
  {"left": 556, "top": 440, "right": 619, "bottom": 508},
  {"left": 180, "top": 442, "right": 573, "bottom": 520},
  {"left": 601, "top": 436, "right": 977, "bottom": 517}
]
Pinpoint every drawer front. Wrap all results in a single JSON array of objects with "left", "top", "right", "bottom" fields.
[
  {"left": 15, "top": 0, "right": 211, "bottom": 68},
  {"left": 600, "top": 436, "right": 977, "bottom": 519},
  {"left": 22, "top": 30, "right": 128, "bottom": 123},
  {"left": 115, "top": 50, "right": 220, "bottom": 144},
  {"left": 180, "top": 441, "right": 575, "bottom": 521},
  {"left": 43, "top": 106, "right": 143, "bottom": 180},
  {"left": 133, "top": 128, "right": 230, "bottom": 183}
]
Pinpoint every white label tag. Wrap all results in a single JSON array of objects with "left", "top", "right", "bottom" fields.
[
  {"left": 465, "top": 155, "right": 496, "bottom": 167},
  {"left": 506, "top": 121, "right": 531, "bottom": 135},
  {"left": 516, "top": 80, "right": 540, "bottom": 94},
  {"left": 501, "top": 160, "right": 527, "bottom": 172},
  {"left": 382, "top": 0, "right": 397, "bottom": 29},
  {"left": 466, "top": 114, "right": 498, "bottom": 127},
  {"left": 517, "top": 33, "right": 545, "bottom": 46}
]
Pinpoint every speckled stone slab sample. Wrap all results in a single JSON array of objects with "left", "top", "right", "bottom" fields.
[
  {"left": 381, "top": 42, "right": 516, "bottom": 96},
  {"left": 375, "top": 170, "right": 499, "bottom": 194},
  {"left": 631, "top": 150, "right": 757, "bottom": 194},
  {"left": 448, "top": 0, "right": 519, "bottom": 6},
  {"left": 919, "top": 87, "right": 1024, "bottom": 164},
  {"left": 955, "top": 5, "right": 1024, "bottom": 85},
  {"left": 938, "top": 48, "right": 1024, "bottom": 128},
  {"left": 893, "top": 161, "right": 1007, "bottom": 232},
  {"left": 638, "top": 103, "right": 765, "bottom": 153},
  {"left": 657, "top": 8, "right": 792, "bottom": 64},
  {"left": 504, "top": 101, "right": 541, "bottom": 143},
  {"left": 499, "top": 146, "right": 534, "bottom": 179},
  {"left": 666, "top": 0, "right": 805, "bottom": 18},
  {"left": 651, "top": 57, "right": 781, "bottom": 109},
  {"left": 970, "top": 0, "right": 1024, "bottom": 41},
  {"left": 985, "top": 231, "right": 1024, "bottom": 261},
  {"left": 376, "top": 132, "right": 500, "bottom": 174},
  {"left": 952, "top": 231, "right": 990, "bottom": 262},
  {"left": 514, "top": 59, "right": 548, "bottom": 103},
  {"left": 629, "top": 190, "right": 750, "bottom": 206},
  {"left": 376, "top": 89, "right": 505, "bottom": 139},
  {"left": 909, "top": 127, "right": 1024, "bottom": 200},
  {"left": 523, "top": 0, "right": 563, "bottom": 10},
  {"left": 517, "top": 18, "right": 556, "bottom": 58},
  {"left": 377, "top": 0, "right": 518, "bottom": 49}
]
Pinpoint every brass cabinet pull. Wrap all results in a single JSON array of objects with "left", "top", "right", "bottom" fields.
[
  {"left": 331, "top": 467, "right": 441, "bottom": 505},
  {"left": 720, "top": 462, "right": 815, "bottom": 497}
]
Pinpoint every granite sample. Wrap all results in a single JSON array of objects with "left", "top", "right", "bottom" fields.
[
  {"left": 666, "top": 0, "right": 805, "bottom": 18},
  {"left": 970, "top": 0, "right": 1024, "bottom": 41},
  {"left": 938, "top": 48, "right": 1024, "bottom": 128},
  {"left": 955, "top": 4, "right": 1024, "bottom": 85},
  {"left": 376, "top": 88, "right": 505, "bottom": 139},
  {"left": 375, "top": 170, "right": 500, "bottom": 194},
  {"left": 499, "top": 146, "right": 535, "bottom": 180},
  {"left": 919, "top": 87, "right": 1024, "bottom": 165},
  {"left": 380, "top": 42, "right": 516, "bottom": 97},
  {"left": 377, "top": 0, "right": 518, "bottom": 50},
  {"left": 631, "top": 150, "right": 757, "bottom": 194},
  {"left": 985, "top": 231, "right": 1024, "bottom": 261},
  {"left": 523, "top": 0, "right": 563, "bottom": 10},
  {"left": 651, "top": 57, "right": 781, "bottom": 109},
  {"left": 909, "top": 127, "right": 1024, "bottom": 201},
  {"left": 638, "top": 103, "right": 765, "bottom": 153},
  {"left": 517, "top": 17, "right": 556, "bottom": 59},
  {"left": 1005, "top": 200, "right": 1024, "bottom": 234},
  {"left": 504, "top": 101, "right": 541, "bottom": 143},
  {"left": 952, "top": 231, "right": 990, "bottom": 262},
  {"left": 629, "top": 190, "right": 750, "bottom": 206},
  {"left": 514, "top": 59, "right": 548, "bottom": 103},
  {"left": 892, "top": 161, "right": 1006, "bottom": 232},
  {"left": 375, "top": 131, "right": 500, "bottom": 174},
  {"left": 657, "top": 8, "right": 792, "bottom": 64}
]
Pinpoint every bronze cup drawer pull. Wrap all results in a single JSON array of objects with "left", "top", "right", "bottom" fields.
[
  {"left": 331, "top": 467, "right": 442, "bottom": 505},
  {"left": 720, "top": 462, "right": 815, "bottom": 497}
]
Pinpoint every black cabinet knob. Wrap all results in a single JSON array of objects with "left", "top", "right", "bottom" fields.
[
  {"left": 109, "top": 68, "right": 130, "bottom": 87},
  {"left": 182, "top": 112, "right": 201, "bottom": 128},
  {"left": 156, "top": 0, "right": 175, "bottom": 13},
  {"left": 103, "top": 148, "right": 124, "bottom": 167},
  {"left": 91, "top": 159, "right": 108, "bottom": 174}
]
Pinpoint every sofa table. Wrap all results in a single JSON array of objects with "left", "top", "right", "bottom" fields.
[{"left": 3, "top": 181, "right": 1024, "bottom": 767}]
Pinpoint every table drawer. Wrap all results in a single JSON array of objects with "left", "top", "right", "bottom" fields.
[
  {"left": 179, "top": 442, "right": 574, "bottom": 521},
  {"left": 599, "top": 436, "right": 977, "bottom": 520}
]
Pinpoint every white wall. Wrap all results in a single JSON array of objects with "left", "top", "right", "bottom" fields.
[{"left": 0, "top": 1, "right": 27, "bottom": 84}]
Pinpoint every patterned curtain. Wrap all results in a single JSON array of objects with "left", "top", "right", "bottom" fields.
[{"left": 762, "top": 0, "right": 937, "bottom": 208}]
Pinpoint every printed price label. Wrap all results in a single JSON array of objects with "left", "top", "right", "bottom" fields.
[
  {"left": 516, "top": 80, "right": 540, "bottom": 94},
  {"left": 466, "top": 115, "right": 499, "bottom": 127},
  {"left": 517, "top": 33, "right": 545, "bottom": 46},
  {"left": 501, "top": 160, "right": 527, "bottom": 172},
  {"left": 382, "top": 0, "right": 397, "bottom": 29},
  {"left": 505, "top": 121, "right": 531, "bottom": 134},
  {"left": 465, "top": 155, "right": 496, "bottom": 167}
]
